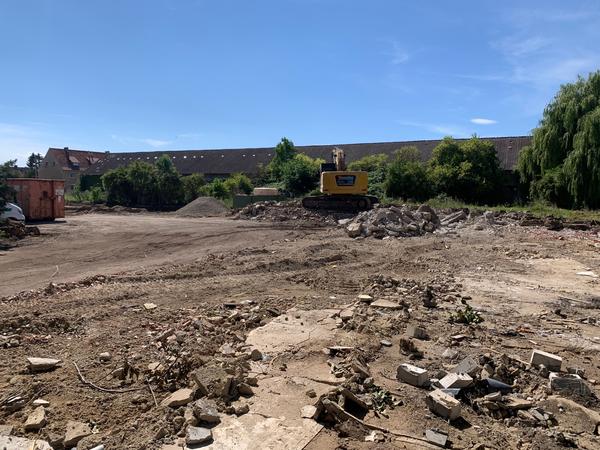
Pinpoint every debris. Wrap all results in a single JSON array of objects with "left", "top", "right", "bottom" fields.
[
  {"left": 370, "top": 299, "right": 402, "bottom": 309},
  {"left": 0, "top": 436, "right": 52, "bottom": 450},
  {"left": 24, "top": 406, "right": 47, "bottom": 431},
  {"left": 301, "top": 405, "right": 318, "bottom": 419},
  {"left": 425, "top": 428, "right": 449, "bottom": 447},
  {"left": 64, "top": 421, "right": 92, "bottom": 448},
  {"left": 439, "top": 373, "right": 473, "bottom": 389},
  {"left": 27, "top": 357, "right": 61, "bottom": 373},
  {"left": 160, "top": 388, "right": 195, "bottom": 408},
  {"left": 143, "top": 302, "right": 158, "bottom": 310},
  {"left": 399, "top": 337, "right": 423, "bottom": 359},
  {"left": 0, "top": 425, "right": 14, "bottom": 436},
  {"left": 186, "top": 426, "right": 213, "bottom": 446},
  {"left": 32, "top": 399, "right": 50, "bottom": 407},
  {"left": 250, "top": 349, "right": 263, "bottom": 361},
  {"left": 380, "top": 339, "right": 393, "bottom": 347},
  {"left": 397, "top": 363, "right": 429, "bottom": 387},
  {"left": 549, "top": 373, "right": 592, "bottom": 397},
  {"left": 576, "top": 271, "right": 598, "bottom": 278},
  {"left": 235, "top": 403, "right": 250, "bottom": 416},
  {"left": 406, "top": 324, "right": 428, "bottom": 340},
  {"left": 530, "top": 350, "right": 562, "bottom": 372},
  {"left": 425, "top": 390, "right": 461, "bottom": 420},
  {"left": 99, "top": 352, "right": 111, "bottom": 362},
  {"left": 441, "top": 348, "right": 459, "bottom": 360},
  {"left": 192, "top": 399, "right": 220, "bottom": 424},
  {"left": 451, "top": 356, "right": 480, "bottom": 376},
  {"left": 484, "top": 378, "right": 513, "bottom": 394},
  {"left": 358, "top": 294, "right": 373, "bottom": 303}
]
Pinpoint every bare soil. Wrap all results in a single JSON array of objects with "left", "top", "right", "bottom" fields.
[{"left": 1, "top": 212, "right": 599, "bottom": 450}]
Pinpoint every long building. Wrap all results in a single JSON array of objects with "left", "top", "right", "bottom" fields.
[{"left": 85, "top": 136, "right": 531, "bottom": 181}]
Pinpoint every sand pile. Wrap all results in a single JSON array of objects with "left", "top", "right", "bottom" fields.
[{"left": 175, "top": 197, "right": 231, "bottom": 217}]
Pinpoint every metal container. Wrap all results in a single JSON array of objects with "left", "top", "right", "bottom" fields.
[{"left": 6, "top": 178, "right": 65, "bottom": 220}]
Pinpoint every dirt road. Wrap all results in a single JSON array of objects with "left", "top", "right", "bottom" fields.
[
  {"left": 1, "top": 211, "right": 599, "bottom": 449},
  {"left": 0, "top": 214, "right": 308, "bottom": 297}
]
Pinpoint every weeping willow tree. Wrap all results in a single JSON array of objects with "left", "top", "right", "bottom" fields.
[{"left": 518, "top": 71, "right": 600, "bottom": 208}]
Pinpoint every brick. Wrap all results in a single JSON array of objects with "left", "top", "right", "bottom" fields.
[
  {"left": 406, "top": 324, "right": 428, "bottom": 340},
  {"left": 451, "top": 356, "right": 480, "bottom": 376},
  {"left": 440, "top": 373, "right": 474, "bottom": 389},
  {"left": 530, "top": 350, "right": 562, "bottom": 371},
  {"left": 426, "top": 389, "right": 461, "bottom": 420},
  {"left": 396, "top": 363, "right": 429, "bottom": 387}
]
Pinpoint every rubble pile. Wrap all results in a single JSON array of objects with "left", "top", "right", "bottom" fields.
[
  {"left": 236, "top": 200, "right": 353, "bottom": 225},
  {"left": 0, "top": 219, "right": 40, "bottom": 240}
]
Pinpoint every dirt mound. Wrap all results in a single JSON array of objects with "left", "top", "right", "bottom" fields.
[
  {"left": 175, "top": 197, "right": 231, "bottom": 217},
  {"left": 235, "top": 200, "right": 354, "bottom": 226}
]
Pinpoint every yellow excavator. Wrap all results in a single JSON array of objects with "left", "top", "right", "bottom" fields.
[{"left": 302, "top": 148, "right": 379, "bottom": 211}]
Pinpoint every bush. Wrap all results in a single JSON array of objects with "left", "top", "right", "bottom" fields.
[
  {"left": 280, "top": 154, "right": 321, "bottom": 195},
  {"left": 428, "top": 136, "right": 502, "bottom": 204},
  {"left": 348, "top": 153, "right": 388, "bottom": 197},
  {"left": 182, "top": 173, "right": 206, "bottom": 204},
  {"left": 224, "top": 173, "right": 253, "bottom": 195},
  {"left": 384, "top": 146, "right": 431, "bottom": 201},
  {"left": 0, "top": 160, "right": 17, "bottom": 209},
  {"left": 268, "top": 137, "right": 297, "bottom": 180},
  {"left": 529, "top": 166, "right": 571, "bottom": 208}
]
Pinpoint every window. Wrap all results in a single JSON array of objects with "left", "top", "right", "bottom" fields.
[{"left": 335, "top": 175, "right": 356, "bottom": 186}]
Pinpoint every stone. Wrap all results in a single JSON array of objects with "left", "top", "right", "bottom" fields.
[
  {"left": 442, "top": 348, "right": 459, "bottom": 360},
  {"left": 0, "top": 436, "right": 52, "bottom": 450},
  {"left": 250, "top": 349, "right": 263, "bottom": 361},
  {"left": 0, "top": 424, "right": 14, "bottom": 436},
  {"left": 426, "top": 390, "right": 461, "bottom": 420},
  {"left": 439, "top": 373, "right": 474, "bottom": 389},
  {"left": 238, "top": 383, "right": 254, "bottom": 396},
  {"left": 339, "top": 308, "right": 354, "bottom": 321},
  {"left": 160, "top": 388, "right": 194, "bottom": 408},
  {"left": 64, "top": 421, "right": 92, "bottom": 448},
  {"left": 396, "top": 363, "right": 429, "bottom": 387},
  {"left": 301, "top": 405, "right": 318, "bottom": 419},
  {"left": 148, "top": 362, "right": 163, "bottom": 372},
  {"left": 306, "top": 389, "right": 317, "bottom": 398},
  {"left": 32, "top": 399, "right": 50, "bottom": 407},
  {"left": 26, "top": 357, "right": 61, "bottom": 373},
  {"left": 530, "top": 350, "right": 562, "bottom": 372},
  {"left": 406, "top": 324, "right": 428, "bottom": 340},
  {"left": 370, "top": 299, "right": 402, "bottom": 309},
  {"left": 380, "top": 339, "right": 392, "bottom": 347},
  {"left": 425, "top": 429, "right": 448, "bottom": 447},
  {"left": 576, "top": 271, "right": 598, "bottom": 278},
  {"left": 184, "top": 407, "right": 198, "bottom": 426},
  {"left": 186, "top": 426, "right": 212, "bottom": 446},
  {"left": 451, "top": 356, "right": 480, "bottom": 376},
  {"left": 99, "top": 352, "right": 111, "bottom": 362},
  {"left": 235, "top": 403, "right": 250, "bottom": 416},
  {"left": 143, "top": 302, "right": 158, "bottom": 309},
  {"left": 24, "top": 406, "right": 46, "bottom": 431},
  {"left": 192, "top": 399, "right": 220, "bottom": 424},
  {"left": 347, "top": 222, "right": 363, "bottom": 238},
  {"left": 549, "top": 373, "right": 592, "bottom": 397},
  {"left": 503, "top": 396, "right": 533, "bottom": 410},
  {"left": 357, "top": 294, "right": 373, "bottom": 303}
]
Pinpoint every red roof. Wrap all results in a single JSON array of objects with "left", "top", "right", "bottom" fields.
[{"left": 46, "top": 148, "right": 107, "bottom": 171}]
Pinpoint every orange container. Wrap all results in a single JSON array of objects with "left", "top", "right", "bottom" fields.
[{"left": 6, "top": 178, "right": 65, "bottom": 221}]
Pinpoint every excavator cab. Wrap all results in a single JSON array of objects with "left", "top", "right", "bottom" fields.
[{"left": 302, "top": 148, "right": 378, "bottom": 211}]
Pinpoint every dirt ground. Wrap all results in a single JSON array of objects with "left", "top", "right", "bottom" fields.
[{"left": 1, "top": 210, "right": 599, "bottom": 450}]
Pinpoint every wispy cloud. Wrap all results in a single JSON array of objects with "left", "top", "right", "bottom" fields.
[
  {"left": 471, "top": 118, "right": 497, "bottom": 125},
  {"left": 142, "top": 138, "right": 171, "bottom": 148},
  {"left": 397, "top": 120, "right": 471, "bottom": 138},
  {"left": 381, "top": 40, "right": 410, "bottom": 65},
  {"left": 111, "top": 134, "right": 172, "bottom": 148}
]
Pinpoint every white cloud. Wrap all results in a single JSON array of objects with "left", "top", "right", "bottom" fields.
[
  {"left": 142, "top": 138, "right": 171, "bottom": 148},
  {"left": 111, "top": 134, "right": 172, "bottom": 148},
  {"left": 397, "top": 120, "right": 470, "bottom": 138},
  {"left": 470, "top": 118, "right": 497, "bottom": 125},
  {"left": 381, "top": 40, "right": 410, "bottom": 65}
]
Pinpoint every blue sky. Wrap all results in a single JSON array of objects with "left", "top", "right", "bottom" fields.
[{"left": 1, "top": 0, "right": 599, "bottom": 164}]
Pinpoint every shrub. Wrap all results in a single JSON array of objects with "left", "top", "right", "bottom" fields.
[
  {"left": 348, "top": 153, "right": 388, "bottom": 197},
  {"left": 384, "top": 146, "right": 431, "bottom": 201},
  {"left": 182, "top": 173, "right": 206, "bottom": 204},
  {"left": 281, "top": 154, "right": 321, "bottom": 195},
  {"left": 224, "top": 173, "right": 253, "bottom": 195},
  {"left": 268, "top": 137, "right": 297, "bottom": 180}
]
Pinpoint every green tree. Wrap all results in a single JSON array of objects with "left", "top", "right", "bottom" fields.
[
  {"left": 128, "top": 161, "right": 158, "bottom": 206},
  {"left": 384, "top": 147, "right": 431, "bottom": 201},
  {"left": 224, "top": 173, "right": 253, "bottom": 195},
  {"left": 182, "top": 173, "right": 206, "bottom": 203},
  {"left": 428, "top": 136, "right": 502, "bottom": 204},
  {"left": 1, "top": 160, "right": 18, "bottom": 209},
  {"left": 102, "top": 166, "right": 132, "bottom": 206},
  {"left": 268, "top": 137, "right": 297, "bottom": 180},
  {"left": 26, "top": 153, "right": 43, "bottom": 178},
  {"left": 155, "top": 155, "right": 183, "bottom": 206},
  {"left": 348, "top": 153, "right": 388, "bottom": 197},
  {"left": 206, "top": 178, "right": 229, "bottom": 199},
  {"left": 281, "top": 154, "right": 321, "bottom": 195},
  {"left": 517, "top": 71, "right": 600, "bottom": 208}
]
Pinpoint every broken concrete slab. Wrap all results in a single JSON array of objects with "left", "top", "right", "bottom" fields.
[
  {"left": 26, "top": 357, "right": 61, "bottom": 373},
  {"left": 186, "top": 426, "right": 212, "bottom": 446},
  {"left": 161, "top": 388, "right": 195, "bottom": 408},
  {"left": 357, "top": 294, "right": 373, "bottom": 302},
  {"left": 0, "top": 436, "right": 52, "bottom": 450},
  {"left": 439, "top": 373, "right": 473, "bottom": 389},
  {"left": 549, "top": 372, "right": 592, "bottom": 397},
  {"left": 301, "top": 405, "right": 318, "bottom": 419},
  {"left": 406, "top": 324, "right": 428, "bottom": 340},
  {"left": 425, "top": 428, "right": 448, "bottom": 447},
  {"left": 397, "top": 363, "right": 429, "bottom": 387},
  {"left": 530, "top": 350, "right": 562, "bottom": 372},
  {"left": 540, "top": 396, "right": 600, "bottom": 435},
  {"left": 426, "top": 390, "right": 461, "bottom": 420},
  {"left": 64, "top": 421, "right": 92, "bottom": 448},
  {"left": 24, "top": 406, "right": 46, "bottom": 431},
  {"left": 450, "top": 356, "right": 480, "bottom": 376},
  {"left": 370, "top": 299, "right": 402, "bottom": 309},
  {"left": 0, "top": 425, "right": 14, "bottom": 436},
  {"left": 192, "top": 399, "right": 220, "bottom": 424}
]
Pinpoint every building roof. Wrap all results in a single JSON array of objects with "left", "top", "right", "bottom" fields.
[
  {"left": 45, "top": 147, "right": 107, "bottom": 171},
  {"left": 86, "top": 136, "right": 531, "bottom": 176}
]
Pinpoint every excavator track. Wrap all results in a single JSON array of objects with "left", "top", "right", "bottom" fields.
[{"left": 302, "top": 195, "right": 378, "bottom": 212}]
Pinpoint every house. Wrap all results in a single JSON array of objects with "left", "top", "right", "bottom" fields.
[
  {"left": 86, "top": 136, "right": 531, "bottom": 180},
  {"left": 38, "top": 147, "right": 107, "bottom": 192}
]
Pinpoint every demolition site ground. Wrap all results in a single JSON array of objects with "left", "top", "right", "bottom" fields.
[{"left": 1, "top": 205, "right": 599, "bottom": 450}]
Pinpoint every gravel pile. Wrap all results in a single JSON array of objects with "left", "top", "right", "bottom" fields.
[{"left": 175, "top": 197, "right": 231, "bottom": 217}]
